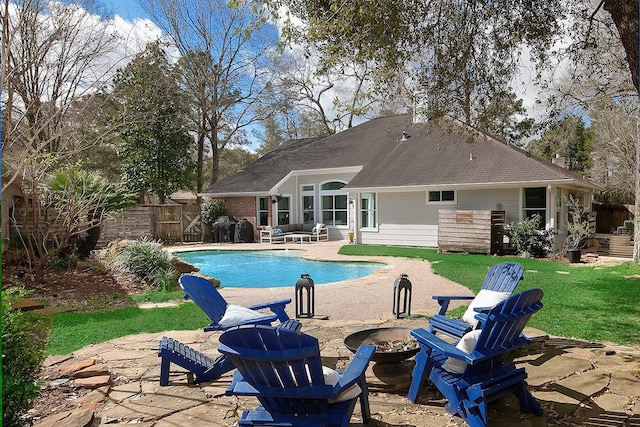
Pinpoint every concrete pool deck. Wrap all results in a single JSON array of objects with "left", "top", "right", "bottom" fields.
[{"left": 167, "top": 241, "right": 470, "bottom": 321}]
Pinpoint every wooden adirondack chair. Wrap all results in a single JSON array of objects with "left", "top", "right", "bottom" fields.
[
  {"left": 218, "top": 324, "right": 376, "bottom": 427},
  {"left": 179, "top": 274, "right": 291, "bottom": 332},
  {"left": 408, "top": 288, "right": 544, "bottom": 427},
  {"left": 428, "top": 262, "right": 524, "bottom": 338}
]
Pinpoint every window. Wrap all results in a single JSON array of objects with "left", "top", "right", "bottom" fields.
[
  {"left": 257, "top": 197, "right": 269, "bottom": 226},
  {"left": 360, "top": 193, "right": 376, "bottom": 228},
  {"left": 321, "top": 181, "right": 347, "bottom": 226},
  {"left": 301, "top": 185, "right": 315, "bottom": 224},
  {"left": 427, "top": 190, "right": 456, "bottom": 203},
  {"left": 277, "top": 196, "right": 290, "bottom": 225},
  {"left": 523, "top": 187, "right": 546, "bottom": 226}
]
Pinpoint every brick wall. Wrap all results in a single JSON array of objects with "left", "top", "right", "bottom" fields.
[{"left": 222, "top": 197, "right": 259, "bottom": 239}]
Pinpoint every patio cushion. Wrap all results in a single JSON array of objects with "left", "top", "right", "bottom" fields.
[
  {"left": 461, "top": 290, "right": 511, "bottom": 326},
  {"left": 219, "top": 304, "right": 264, "bottom": 326},
  {"left": 441, "top": 329, "right": 481, "bottom": 374},
  {"left": 322, "top": 366, "right": 362, "bottom": 403}
]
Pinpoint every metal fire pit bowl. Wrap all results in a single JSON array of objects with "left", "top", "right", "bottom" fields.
[{"left": 343, "top": 327, "right": 419, "bottom": 364}]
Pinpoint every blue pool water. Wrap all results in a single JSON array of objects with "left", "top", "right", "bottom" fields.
[{"left": 175, "top": 250, "right": 384, "bottom": 288}]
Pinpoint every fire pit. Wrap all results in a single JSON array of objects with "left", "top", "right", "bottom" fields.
[{"left": 344, "top": 327, "right": 419, "bottom": 383}]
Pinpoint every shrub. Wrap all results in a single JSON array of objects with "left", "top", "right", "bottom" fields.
[
  {"left": 506, "top": 214, "right": 556, "bottom": 257},
  {"left": 201, "top": 199, "right": 225, "bottom": 228},
  {"left": 46, "top": 254, "right": 78, "bottom": 271},
  {"left": 2, "top": 288, "right": 51, "bottom": 427},
  {"left": 109, "top": 238, "right": 178, "bottom": 290}
]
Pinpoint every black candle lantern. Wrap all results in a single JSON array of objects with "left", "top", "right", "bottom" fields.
[{"left": 295, "top": 273, "right": 315, "bottom": 318}]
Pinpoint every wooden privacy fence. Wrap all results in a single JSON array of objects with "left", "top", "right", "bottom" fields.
[{"left": 97, "top": 204, "right": 205, "bottom": 248}]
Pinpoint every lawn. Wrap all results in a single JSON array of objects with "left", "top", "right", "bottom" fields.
[
  {"left": 340, "top": 245, "right": 640, "bottom": 347},
  {"left": 46, "top": 245, "right": 640, "bottom": 355}
]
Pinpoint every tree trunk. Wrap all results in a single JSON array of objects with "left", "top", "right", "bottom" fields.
[
  {"left": 603, "top": 0, "right": 639, "bottom": 263},
  {"left": 604, "top": 0, "right": 639, "bottom": 91},
  {"left": 196, "top": 129, "right": 205, "bottom": 203},
  {"left": 635, "top": 100, "right": 640, "bottom": 263}
]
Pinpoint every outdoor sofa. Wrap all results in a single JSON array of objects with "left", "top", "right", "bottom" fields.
[{"left": 260, "top": 223, "right": 329, "bottom": 243}]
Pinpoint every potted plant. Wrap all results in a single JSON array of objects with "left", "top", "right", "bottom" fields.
[{"left": 564, "top": 194, "right": 591, "bottom": 263}]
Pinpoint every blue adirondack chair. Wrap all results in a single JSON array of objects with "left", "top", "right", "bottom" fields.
[
  {"left": 408, "top": 288, "right": 544, "bottom": 427},
  {"left": 218, "top": 324, "right": 376, "bottom": 427},
  {"left": 179, "top": 274, "right": 291, "bottom": 332},
  {"left": 158, "top": 319, "right": 301, "bottom": 386},
  {"left": 428, "top": 262, "right": 524, "bottom": 338}
]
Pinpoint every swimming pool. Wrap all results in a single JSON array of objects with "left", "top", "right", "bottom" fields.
[{"left": 175, "top": 250, "right": 384, "bottom": 288}]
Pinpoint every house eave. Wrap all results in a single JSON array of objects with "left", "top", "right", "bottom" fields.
[
  {"left": 345, "top": 178, "right": 602, "bottom": 193},
  {"left": 270, "top": 166, "right": 364, "bottom": 194},
  {"left": 197, "top": 191, "right": 269, "bottom": 198}
]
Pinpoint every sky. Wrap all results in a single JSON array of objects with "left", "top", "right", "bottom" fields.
[{"left": 103, "top": 0, "right": 147, "bottom": 21}]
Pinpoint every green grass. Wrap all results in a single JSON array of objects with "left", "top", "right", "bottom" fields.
[
  {"left": 46, "top": 245, "right": 640, "bottom": 355},
  {"left": 47, "top": 302, "right": 208, "bottom": 355},
  {"left": 127, "top": 289, "right": 186, "bottom": 303},
  {"left": 339, "top": 245, "right": 640, "bottom": 347}
]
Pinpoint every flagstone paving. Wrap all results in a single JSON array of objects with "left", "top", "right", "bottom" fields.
[{"left": 35, "top": 317, "right": 640, "bottom": 427}]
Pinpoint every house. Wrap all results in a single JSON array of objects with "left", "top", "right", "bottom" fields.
[{"left": 200, "top": 114, "right": 601, "bottom": 250}]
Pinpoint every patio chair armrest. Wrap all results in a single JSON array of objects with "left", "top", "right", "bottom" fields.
[
  {"left": 335, "top": 345, "right": 375, "bottom": 393},
  {"left": 411, "top": 328, "right": 476, "bottom": 364},
  {"left": 204, "top": 315, "right": 277, "bottom": 332},
  {"left": 432, "top": 295, "right": 475, "bottom": 315},
  {"left": 247, "top": 299, "right": 292, "bottom": 323}
]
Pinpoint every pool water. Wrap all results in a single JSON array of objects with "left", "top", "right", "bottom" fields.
[{"left": 175, "top": 250, "right": 384, "bottom": 288}]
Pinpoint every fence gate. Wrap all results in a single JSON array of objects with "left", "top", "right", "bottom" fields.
[
  {"left": 182, "top": 205, "right": 203, "bottom": 242},
  {"left": 154, "top": 205, "right": 182, "bottom": 244}
]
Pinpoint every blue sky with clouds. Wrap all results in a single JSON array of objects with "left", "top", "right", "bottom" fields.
[{"left": 103, "top": 0, "right": 146, "bottom": 21}]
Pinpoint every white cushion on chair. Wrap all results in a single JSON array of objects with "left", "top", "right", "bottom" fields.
[
  {"left": 441, "top": 329, "right": 482, "bottom": 374},
  {"left": 219, "top": 304, "right": 263, "bottom": 326},
  {"left": 461, "top": 290, "right": 511, "bottom": 326},
  {"left": 322, "top": 366, "right": 362, "bottom": 403}
]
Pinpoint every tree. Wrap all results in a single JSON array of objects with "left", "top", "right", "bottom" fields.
[
  {"left": 273, "top": 0, "right": 549, "bottom": 139},
  {"left": 1, "top": 0, "right": 136, "bottom": 279},
  {"left": 18, "top": 167, "right": 136, "bottom": 282},
  {"left": 110, "top": 41, "right": 196, "bottom": 203},
  {"left": 529, "top": 115, "right": 594, "bottom": 175},
  {"left": 590, "top": 100, "right": 637, "bottom": 205},
  {"left": 140, "top": 0, "right": 278, "bottom": 188},
  {"left": 218, "top": 147, "right": 258, "bottom": 179},
  {"left": 1, "top": 0, "right": 117, "bottom": 192}
]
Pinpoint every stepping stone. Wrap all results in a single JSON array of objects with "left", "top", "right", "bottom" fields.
[
  {"left": 75, "top": 363, "right": 109, "bottom": 378},
  {"left": 14, "top": 298, "right": 45, "bottom": 311},
  {"left": 74, "top": 375, "right": 111, "bottom": 389}
]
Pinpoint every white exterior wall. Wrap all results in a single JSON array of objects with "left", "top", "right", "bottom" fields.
[
  {"left": 359, "top": 192, "right": 440, "bottom": 247},
  {"left": 358, "top": 188, "right": 524, "bottom": 247},
  {"left": 456, "top": 188, "right": 520, "bottom": 224}
]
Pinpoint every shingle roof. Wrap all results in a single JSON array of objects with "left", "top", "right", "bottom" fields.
[{"left": 201, "top": 114, "right": 599, "bottom": 196}]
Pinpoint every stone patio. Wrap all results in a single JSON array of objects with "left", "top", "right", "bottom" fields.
[{"left": 35, "top": 316, "right": 640, "bottom": 427}]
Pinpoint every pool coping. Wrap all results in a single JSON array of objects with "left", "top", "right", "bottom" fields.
[{"left": 164, "top": 241, "right": 472, "bottom": 321}]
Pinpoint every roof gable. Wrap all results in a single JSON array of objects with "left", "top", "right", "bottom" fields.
[{"left": 202, "top": 114, "right": 599, "bottom": 195}]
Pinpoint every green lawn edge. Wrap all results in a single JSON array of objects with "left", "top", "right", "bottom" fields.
[{"left": 46, "top": 244, "right": 640, "bottom": 355}]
